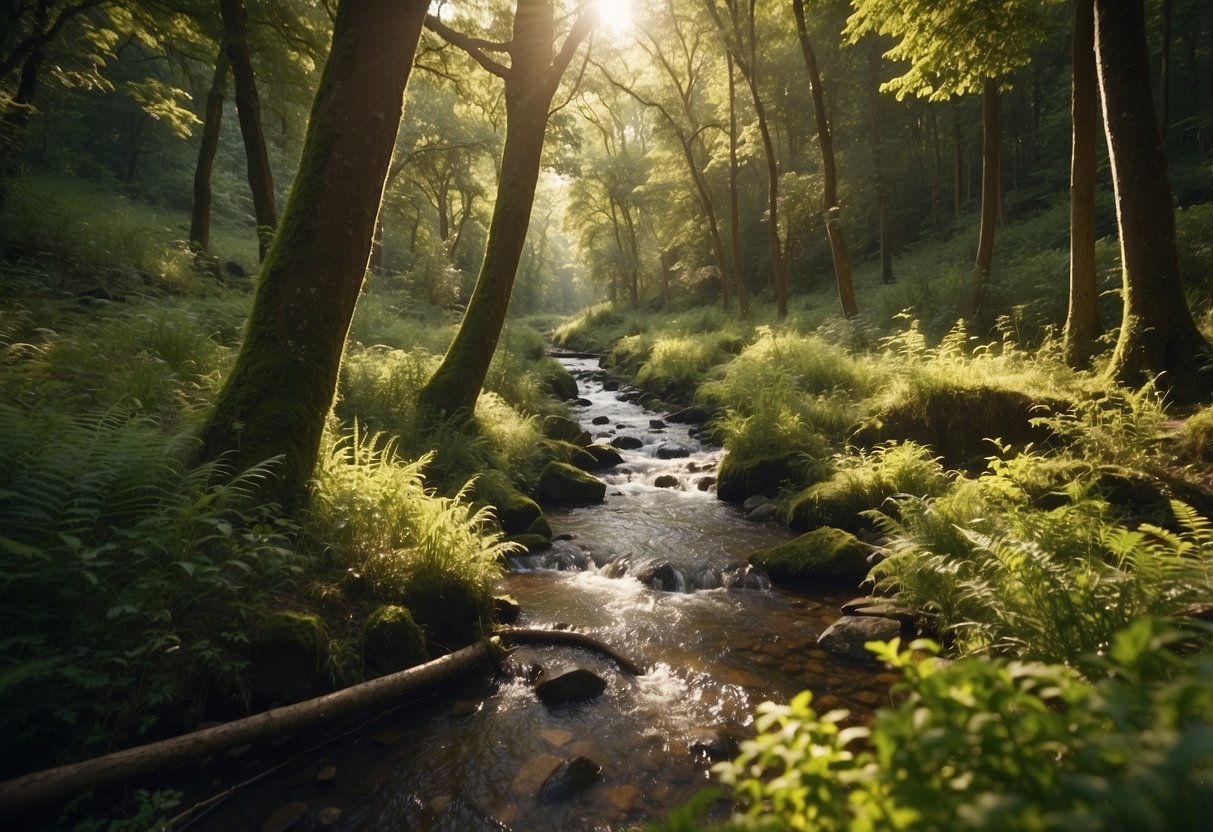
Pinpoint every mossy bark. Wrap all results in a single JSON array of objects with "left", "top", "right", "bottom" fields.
[
  {"left": 1096, "top": 0, "right": 1213, "bottom": 401},
  {"left": 972, "top": 78, "right": 1001, "bottom": 318},
  {"left": 0, "top": 1, "right": 46, "bottom": 211},
  {"left": 220, "top": 0, "right": 278, "bottom": 260},
  {"left": 416, "top": 1, "right": 591, "bottom": 429},
  {"left": 196, "top": 0, "right": 429, "bottom": 511}
]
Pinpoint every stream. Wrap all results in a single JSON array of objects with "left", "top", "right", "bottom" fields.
[{"left": 188, "top": 356, "right": 890, "bottom": 832}]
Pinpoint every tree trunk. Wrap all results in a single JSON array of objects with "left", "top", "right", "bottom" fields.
[
  {"left": 792, "top": 0, "right": 856, "bottom": 318},
  {"left": 659, "top": 248, "right": 672, "bottom": 310},
  {"left": 0, "top": 1, "right": 49, "bottom": 211},
  {"left": 1064, "top": 0, "right": 1101, "bottom": 369},
  {"left": 197, "top": 0, "right": 429, "bottom": 510},
  {"left": 953, "top": 99, "right": 963, "bottom": 217},
  {"left": 726, "top": 53, "right": 750, "bottom": 316},
  {"left": 972, "top": 77, "right": 1001, "bottom": 317},
  {"left": 220, "top": 0, "right": 278, "bottom": 260},
  {"left": 189, "top": 46, "right": 230, "bottom": 255},
  {"left": 1095, "top": 0, "right": 1212, "bottom": 400},
  {"left": 416, "top": 1, "right": 591, "bottom": 428},
  {"left": 1160, "top": 0, "right": 1173, "bottom": 139},
  {"left": 868, "top": 41, "right": 894, "bottom": 284}
]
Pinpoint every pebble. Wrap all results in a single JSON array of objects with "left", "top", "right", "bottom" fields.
[
  {"left": 373, "top": 727, "right": 408, "bottom": 747},
  {"left": 262, "top": 802, "right": 308, "bottom": 832},
  {"left": 605, "top": 784, "right": 644, "bottom": 813},
  {"left": 539, "top": 728, "right": 574, "bottom": 747},
  {"left": 316, "top": 807, "right": 342, "bottom": 827},
  {"left": 316, "top": 764, "right": 337, "bottom": 784}
]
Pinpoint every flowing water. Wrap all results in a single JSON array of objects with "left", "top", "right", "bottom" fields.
[{"left": 190, "top": 357, "right": 889, "bottom": 832}]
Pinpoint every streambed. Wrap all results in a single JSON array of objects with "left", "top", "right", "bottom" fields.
[{"left": 188, "top": 357, "right": 889, "bottom": 832}]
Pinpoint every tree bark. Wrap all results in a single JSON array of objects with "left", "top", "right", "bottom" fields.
[
  {"left": 792, "top": 0, "right": 856, "bottom": 318},
  {"left": 972, "top": 77, "right": 1001, "bottom": 317},
  {"left": 416, "top": 1, "right": 592, "bottom": 428},
  {"left": 220, "top": 0, "right": 278, "bottom": 261},
  {"left": 1096, "top": 0, "right": 1213, "bottom": 400},
  {"left": 868, "top": 40, "right": 894, "bottom": 284},
  {"left": 704, "top": 0, "right": 786, "bottom": 318},
  {"left": 197, "top": 0, "right": 429, "bottom": 510},
  {"left": 1159, "top": 0, "right": 1172, "bottom": 139},
  {"left": 189, "top": 45, "right": 230, "bottom": 255},
  {"left": 0, "top": 0, "right": 49, "bottom": 211},
  {"left": 1064, "top": 0, "right": 1101, "bottom": 369},
  {"left": 726, "top": 53, "right": 751, "bottom": 316}
]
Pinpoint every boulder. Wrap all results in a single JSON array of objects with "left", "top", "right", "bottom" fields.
[
  {"left": 749, "top": 527, "right": 872, "bottom": 587},
  {"left": 746, "top": 503, "right": 779, "bottom": 523},
  {"left": 362, "top": 605, "right": 427, "bottom": 675},
  {"left": 592, "top": 415, "right": 611, "bottom": 425},
  {"left": 250, "top": 611, "right": 325, "bottom": 703},
  {"left": 493, "top": 595, "right": 521, "bottom": 625},
  {"left": 542, "top": 415, "right": 592, "bottom": 446},
  {"left": 542, "top": 364, "right": 579, "bottom": 401},
  {"left": 537, "top": 462, "right": 607, "bottom": 504},
  {"left": 656, "top": 443, "right": 691, "bottom": 459},
  {"left": 649, "top": 419, "right": 667, "bottom": 429},
  {"left": 473, "top": 471, "right": 542, "bottom": 535},
  {"left": 716, "top": 453, "right": 802, "bottom": 504},
  {"left": 567, "top": 446, "right": 600, "bottom": 471},
  {"left": 510, "top": 533, "right": 553, "bottom": 552},
  {"left": 610, "top": 435, "right": 644, "bottom": 451},
  {"left": 654, "top": 475, "right": 680, "bottom": 489},
  {"left": 742, "top": 495, "right": 773, "bottom": 513},
  {"left": 535, "top": 668, "right": 607, "bottom": 705},
  {"left": 817, "top": 616, "right": 902, "bottom": 661},
  {"left": 585, "top": 444, "right": 624, "bottom": 469}
]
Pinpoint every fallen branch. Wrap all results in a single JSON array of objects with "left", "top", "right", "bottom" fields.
[
  {"left": 0, "top": 638, "right": 502, "bottom": 823},
  {"left": 495, "top": 626, "right": 646, "bottom": 676}
]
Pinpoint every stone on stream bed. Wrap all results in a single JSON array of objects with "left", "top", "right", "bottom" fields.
[
  {"left": 817, "top": 616, "right": 902, "bottom": 661},
  {"left": 654, "top": 474, "right": 680, "bottom": 489},
  {"left": 585, "top": 444, "right": 624, "bottom": 469},
  {"left": 537, "top": 462, "right": 606, "bottom": 504},
  {"left": 261, "top": 801, "right": 309, "bottom": 832},
  {"left": 535, "top": 667, "right": 608, "bottom": 705},
  {"left": 716, "top": 453, "right": 803, "bottom": 503},
  {"left": 656, "top": 443, "right": 691, "bottom": 459},
  {"left": 749, "top": 527, "right": 872, "bottom": 587},
  {"left": 537, "top": 756, "right": 602, "bottom": 802},
  {"left": 610, "top": 435, "right": 644, "bottom": 451}
]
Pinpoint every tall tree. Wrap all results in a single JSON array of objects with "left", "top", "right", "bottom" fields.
[
  {"left": 846, "top": 0, "right": 1048, "bottom": 318},
  {"left": 415, "top": 0, "right": 593, "bottom": 428},
  {"left": 1095, "top": 0, "right": 1212, "bottom": 399},
  {"left": 703, "top": 0, "right": 788, "bottom": 318},
  {"left": 219, "top": 0, "right": 278, "bottom": 260},
  {"left": 1063, "top": 0, "right": 1100, "bottom": 368},
  {"left": 188, "top": 44, "right": 229, "bottom": 255},
  {"left": 197, "top": 0, "right": 429, "bottom": 509},
  {"left": 791, "top": 0, "right": 856, "bottom": 318}
]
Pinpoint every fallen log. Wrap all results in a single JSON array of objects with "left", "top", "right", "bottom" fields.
[
  {"left": 495, "top": 626, "right": 647, "bottom": 676},
  {"left": 0, "top": 628, "right": 646, "bottom": 822},
  {"left": 0, "top": 638, "right": 502, "bottom": 822}
]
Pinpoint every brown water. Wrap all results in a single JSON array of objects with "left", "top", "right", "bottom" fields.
[{"left": 187, "top": 358, "right": 888, "bottom": 832}]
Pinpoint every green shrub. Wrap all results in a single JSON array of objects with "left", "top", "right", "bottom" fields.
[
  {"left": 309, "top": 427, "right": 517, "bottom": 641},
  {"left": 670, "top": 619, "right": 1213, "bottom": 832}
]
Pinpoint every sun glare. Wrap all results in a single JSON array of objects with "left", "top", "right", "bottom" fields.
[{"left": 594, "top": 0, "right": 633, "bottom": 36}]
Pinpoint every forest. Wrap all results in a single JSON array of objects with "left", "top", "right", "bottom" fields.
[{"left": 1, "top": 0, "right": 1213, "bottom": 829}]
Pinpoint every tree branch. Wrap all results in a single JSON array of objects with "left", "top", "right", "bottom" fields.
[{"left": 424, "top": 13, "right": 510, "bottom": 79}]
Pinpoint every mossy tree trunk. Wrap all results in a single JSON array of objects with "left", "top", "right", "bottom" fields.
[
  {"left": 1095, "top": 0, "right": 1213, "bottom": 400},
  {"left": 1064, "top": 0, "right": 1101, "bottom": 369},
  {"left": 0, "top": 0, "right": 49, "bottom": 211},
  {"left": 726, "top": 53, "right": 751, "bottom": 316},
  {"left": 196, "top": 0, "right": 429, "bottom": 510},
  {"left": 189, "top": 45, "right": 229, "bottom": 255},
  {"left": 415, "top": 1, "right": 592, "bottom": 428},
  {"left": 972, "top": 77, "right": 1001, "bottom": 317},
  {"left": 866, "top": 40, "right": 894, "bottom": 285},
  {"left": 792, "top": 0, "right": 857, "bottom": 319},
  {"left": 219, "top": 0, "right": 278, "bottom": 261}
]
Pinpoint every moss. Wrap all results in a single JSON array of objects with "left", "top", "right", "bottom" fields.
[
  {"left": 249, "top": 610, "right": 326, "bottom": 703},
  {"left": 542, "top": 415, "right": 591, "bottom": 446},
  {"left": 403, "top": 577, "right": 491, "bottom": 653},
  {"left": 362, "top": 604, "right": 427, "bottom": 675},
  {"left": 750, "top": 528, "right": 871, "bottom": 587},
  {"left": 474, "top": 470, "right": 543, "bottom": 534},
  {"left": 537, "top": 461, "right": 606, "bottom": 504},
  {"left": 541, "top": 362, "right": 580, "bottom": 400},
  {"left": 716, "top": 453, "right": 807, "bottom": 504}
]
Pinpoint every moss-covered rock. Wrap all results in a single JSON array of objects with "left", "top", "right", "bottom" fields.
[
  {"left": 584, "top": 444, "right": 624, "bottom": 469},
  {"left": 716, "top": 453, "right": 804, "bottom": 504},
  {"left": 786, "top": 480, "right": 874, "bottom": 532},
  {"left": 362, "top": 604, "right": 427, "bottom": 676},
  {"left": 750, "top": 528, "right": 872, "bottom": 587},
  {"left": 474, "top": 470, "right": 543, "bottom": 535},
  {"left": 537, "top": 461, "right": 606, "bottom": 504},
  {"left": 509, "top": 533, "right": 553, "bottom": 552},
  {"left": 857, "top": 384, "right": 1070, "bottom": 470},
  {"left": 542, "top": 363, "right": 580, "bottom": 401},
  {"left": 250, "top": 610, "right": 325, "bottom": 703},
  {"left": 404, "top": 579, "right": 490, "bottom": 654},
  {"left": 525, "top": 514, "right": 553, "bottom": 540},
  {"left": 542, "top": 415, "right": 591, "bottom": 447},
  {"left": 494, "top": 594, "right": 521, "bottom": 624}
]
